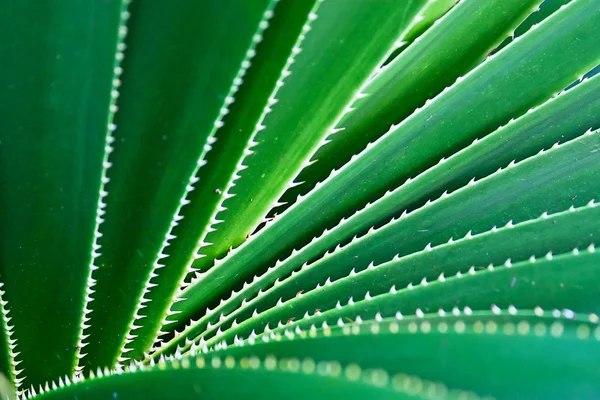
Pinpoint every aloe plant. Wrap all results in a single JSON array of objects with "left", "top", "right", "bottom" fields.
[{"left": 0, "top": 0, "right": 598, "bottom": 398}]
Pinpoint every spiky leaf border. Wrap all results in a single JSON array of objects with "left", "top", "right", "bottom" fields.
[{"left": 0, "top": 0, "right": 598, "bottom": 398}]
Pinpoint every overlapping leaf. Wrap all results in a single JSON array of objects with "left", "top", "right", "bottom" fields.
[{"left": 0, "top": 0, "right": 598, "bottom": 398}]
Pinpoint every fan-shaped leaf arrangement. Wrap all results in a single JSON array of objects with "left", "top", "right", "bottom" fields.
[{"left": 0, "top": 0, "right": 599, "bottom": 398}]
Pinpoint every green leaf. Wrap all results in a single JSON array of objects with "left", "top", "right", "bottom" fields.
[
  {"left": 181, "top": 0, "right": 426, "bottom": 282},
  {"left": 167, "top": 124, "right": 600, "bottom": 349},
  {"left": 283, "top": 0, "right": 542, "bottom": 206},
  {"left": 1, "top": 0, "right": 599, "bottom": 397},
  {"left": 0, "top": 0, "right": 123, "bottom": 387},
  {"left": 385, "top": 0, "right": 460, "bottom": 62},
  {"left": 211, "top": 312, "right": 600, "bottom": 400},
  {"left": 32, "top": 355, "right": 434, "bottom": 400},
  {"left": 168, "top": 0, "right": 600, "bottom": 337},
  {"left": 80, "top": 0, "right": 274, "bottom": 371},
  {"left": 158, "top": 197, "right": 600, "bottom": 356},
  {"left": 492, "top": 0, "right": 573, "bottom": 54},
  {"left": 255, "top": 247, "right": 600, "bottom": 342},
  {"left": 184, "top": 128, "right": 600, "bottom": 349},
  {"left": 246, "top": 204, "right": 599, "bottom": 342},
  {"left": 154, "top": 70, "right": 600, "bottom": 355},
  {"left": 0, "top": 284, "right": 21, "bottom": 390},
  {"left": 118, "top": 0, "right": 317, "bottom": 363}
]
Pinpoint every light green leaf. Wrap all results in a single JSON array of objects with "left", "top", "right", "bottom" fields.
[
  {"left": 211, "top": 312, "right": 600, "bottom": 400},
  {"left": 257, "top": 247, "right": 600, "bottom": 342},
  {"left": 160, "top": 198, "right": 600, "bottom": 356},
  {"left": 284, "top": 0, "right": 542, "bottom": 205},
  {"left": 492, "top": 0, "right": 573, "bottom": 54},
  {"left": 183, "top": 0, "right": 426, "bottom": 281},
  {"left": 154, "top": 71, "right": 600, "bottom": 355},
  {"left": 168, "top": 0, "right": 600, "bottom": 339}
]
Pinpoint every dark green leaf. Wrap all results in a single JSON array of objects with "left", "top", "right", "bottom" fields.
[
  {"left": 81, "top": 0, "right": 274, "bottom": 371},
  {"left": 0, "top": 0, "right": 124, "bottom": 387}
]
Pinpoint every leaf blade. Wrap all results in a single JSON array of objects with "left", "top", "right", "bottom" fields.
[
  {"left": 35, "top": 356, "right": 422, "bottom": 400},
  {"left": 285, "top": 0, "right": 542, "bottom": 205},
  {"left": 169, "top": 0, "right": 600, "bottom": 336},
  {"left": 170, "top": 64, "right": 600, "bottom": 353},
  {"left": 186, "top": 0, "right": 426, "bottom": 281},
  {"left": 0, "top": 0, "right": 123, "bottom": 386},
  {"left": 81, "top": 0, "right": 273, "bottom": 371},
  {"left": 214, "top": 312, "right": 600, "bottom": 400},
  {"left": 118, "top": 0, "right": 315, "bottom": 363}
]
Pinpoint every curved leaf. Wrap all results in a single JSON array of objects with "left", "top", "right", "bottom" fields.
[
  {"left": 212, "top": 312, "right": 600, "bottom": 400},
  {"left": 156, "top": 71, "right": 600, "bottom": 354},
  {"left": 183, "top": 0, "right": 426, "bottom": 281},
  {"left": 32, "top": 355, "right": 442, "bottom": 400},
  {"left": 255, "top": 247, "right": 600, "bottom": 342},
  {"left": 283, "top": 0, "right": 542, "bottom": 205},
  {"left": 169, "top": 0, "right": 600, "bottom": 336},
  {"left": 116, "top": 0, "right": 310, "bottom": 364},
  {"left": 163, "top": 126, "right": 600, "bottom": 352},
  {"left": 158, "top": 198, "right": 600, "bottom": 356}
]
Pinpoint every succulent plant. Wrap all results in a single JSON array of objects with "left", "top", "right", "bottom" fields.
[{"left": 0, "top": 0, "right": 599, "bottom": 398}]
